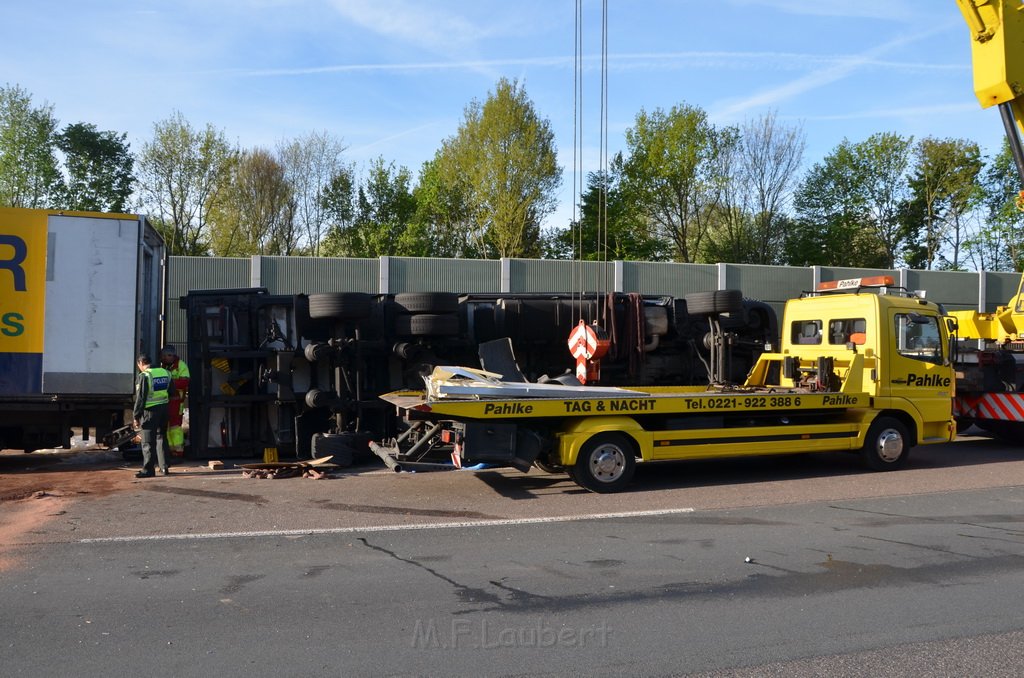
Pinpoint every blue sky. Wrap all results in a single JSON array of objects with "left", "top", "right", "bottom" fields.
[{"left": 0, "top": 1, "right": 998, "bottom": 229}]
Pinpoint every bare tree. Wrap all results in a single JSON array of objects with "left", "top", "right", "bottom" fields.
[
  {"left": 278, "top": 130, "right": 347, "bottom": 256},
  {"left": 136, "top": 111, "right": 235, "bottom": 255},
  {"left": 739, "top": 111, "right": 805, "bottom": 264}
]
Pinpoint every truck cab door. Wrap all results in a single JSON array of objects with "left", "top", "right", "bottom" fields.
[{"left": 883, "top": 310, "right": 954, "bottom": 433}]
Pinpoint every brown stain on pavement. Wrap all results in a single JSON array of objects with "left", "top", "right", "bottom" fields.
[
  {"left": 145, "top": 485, "right": 269, "bottom": 505},
  {"left": 312, "top": 499, "right": 499, "bottom": 519}
]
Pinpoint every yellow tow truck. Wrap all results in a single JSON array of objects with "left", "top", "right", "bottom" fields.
[{"left": 376, "top": 278, "right": 956, "bottom": 492}]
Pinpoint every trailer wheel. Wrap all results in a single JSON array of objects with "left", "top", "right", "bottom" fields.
[
  {"left": 394, "top": 313, "right": 459, "bottom": 337},
  {"left": 861, "top": 416, "right": 910, "bottom": 471},
  {"left": 308, "top": 292, "right": 372, "bottom": 320},
  {"left": 684, "top": 290, "right": 743, "bottom": 316},
  {"left": 394, "top": 292, "right": 459, "bottom": 314},
  {"left": 572, "top": 433, "right": 636, "bottom": 493}
]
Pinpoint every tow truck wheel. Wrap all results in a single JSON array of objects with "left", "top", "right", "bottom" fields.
[
  {"left": 861, "top": 417, "right": 910, "bottom": 471},
  {"left": 573, "top": 433, "right": 636, "bottom": 493}
]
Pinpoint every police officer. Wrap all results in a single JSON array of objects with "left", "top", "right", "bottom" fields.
[{"left": 133, "top": 353, "right": 174, "bottom": 478}]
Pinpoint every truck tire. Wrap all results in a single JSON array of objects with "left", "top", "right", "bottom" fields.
[
  {"left": 861, "top": 416, "right": 910, "bottom": 471},
  {"left": 308, "top": 292, "right": 372, "bottom": 320},
  {"left": 394, "top": 313, "right": 459, "bottom": 337},
  {"left": 394, "top": 292, "right": 459, "bottom": 314},
  {"left": 311, "top": 432, "right": 363, "bottom": 466},
  {"left": 684, "top": 290, "right": 743, "bottom": 316},
  {"left": 572, "top": 432, "right": 637, "bottom": 493}
]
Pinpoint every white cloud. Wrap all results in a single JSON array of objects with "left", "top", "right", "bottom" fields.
[
  {"left": 725, "top": 0, "right": 915, "bottom": 21},
  {"left": 709, "top": 24, "right": 955, "bottom": 121},
  {"left": 789, "top": 103, "right": 978, "bottom": 121},
  {"left": 221, "top": 50, "right": 963, "bottom": 79},
  {"left": 328, "top": 0, "right": 488, "bottom": 54}
]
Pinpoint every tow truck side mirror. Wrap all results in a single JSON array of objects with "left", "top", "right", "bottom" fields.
[{"left": 946, "top": 317, "right": 959, "bottom": 365}]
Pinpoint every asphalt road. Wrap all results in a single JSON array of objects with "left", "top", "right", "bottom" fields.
[{"left": 3, "top": 433, "right": 1024, "bottom": 677}]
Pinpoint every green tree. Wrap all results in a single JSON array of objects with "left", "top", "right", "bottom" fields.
[
  {"left": 619, "top": 103, "right": 728, "bottom": 263},
  {"left": 790, "top": 134, "right": 914, "bottom": 268},
  {"left": 325, "top": 158, "right": 421, "bottom": 257},
  {"left": 544, "top": 165, "right": 668, "bottom": 261},
  {"left": 421, "top": 78, "right": 560, "bottom": 258},
  {"left": 789, "top": 140, "right": 873, "bottom": 266},
  {"left": 413, "top": 155, "right": 478, "bottom": 257},
  {"left": 56, "top": 122, "right": 134, "bottom": 213},
  {"left": 976, "top": 139, "right": 1024, "bottom": 271},
  {"left": 137, "top": 111, "right": 235, "bottom": 255},
  {"left": 208, "top": 148, "right": 296, "bottom": 256},
  {"left": 319, "top": 165, "right": 357, "bottom": 257},
  {"left": 858, "top": 132, "right": 915, "bottom": 268},
  {"left": 904, "top": 137, "right": 982, "bottom": 270},
  {"left": 0, "top": 84, "right": 62, "bottom": 208}
]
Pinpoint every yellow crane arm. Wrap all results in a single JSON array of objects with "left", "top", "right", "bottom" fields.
[{"left": 957, "top": 0, "right": 1024, "bottom": 184}]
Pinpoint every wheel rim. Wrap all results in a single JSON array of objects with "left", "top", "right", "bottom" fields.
[
  {"left": 875, "top": 428, "right": 904, "bottom": 463},
  {"left": 589, "top": 444, "right": 626, "bottom": 482}
]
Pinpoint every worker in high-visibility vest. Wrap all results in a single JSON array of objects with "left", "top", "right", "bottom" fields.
[
  {"left": 160, "top": 345, "right": 190, "bottom": 458},
  {"left": 133, "top": 354, "right": 173, "bottom": 477}
]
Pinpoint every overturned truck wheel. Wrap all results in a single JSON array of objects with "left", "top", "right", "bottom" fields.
[
  {"left": 394, "top": 313, "right": 459, "bottom": 337},
  {"left": 684, "top": 289, "right": 743, "bottom": 316},
  {"left": 308, "top": 292, "right": 372, "bottom": 320},
  {"left": 393, "top": 292, "right": 459, "bottom": 314},
  {"left": 311, "top": 432, "right": 371, "bottom": 467}
]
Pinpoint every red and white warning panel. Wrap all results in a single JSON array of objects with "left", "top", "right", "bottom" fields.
[
  {"left": 954, "top": 393, "right": 1024, "bottom": 422},
  {"left": 568, "top": 320, "right": 610, "bottom": 385}
]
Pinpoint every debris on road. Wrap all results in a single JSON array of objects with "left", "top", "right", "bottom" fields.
[{"left": 238, "top": 457, "right": 340, "bottom": 480}]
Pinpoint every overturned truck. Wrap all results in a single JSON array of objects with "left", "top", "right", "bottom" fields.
[{"left": 180, "top": 288, "right": 777, "bottom": 461}]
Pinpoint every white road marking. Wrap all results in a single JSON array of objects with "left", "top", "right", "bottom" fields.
[{"left": 78, "top": 507, "right": 696, "bottom": 543}]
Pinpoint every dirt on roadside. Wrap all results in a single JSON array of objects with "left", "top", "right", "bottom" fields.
[{"left": 0, "top": 448, "right": 138, "bottom": 571}]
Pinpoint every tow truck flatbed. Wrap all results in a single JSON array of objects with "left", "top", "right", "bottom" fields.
[{"left": 381, "top": 387, "right": 871, "bottom": 421}]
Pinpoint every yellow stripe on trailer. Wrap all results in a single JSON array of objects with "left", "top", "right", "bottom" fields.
[{"left": 381, "top": 389, "right": 871, "bottom": 422}]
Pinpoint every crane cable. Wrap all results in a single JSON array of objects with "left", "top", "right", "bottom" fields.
[
  {"left": 572, "top": 0, "right": 583, "bottom": 326},
  {"left": 567, "top": 0, "right": 612, "bottom": 384},
  {"left": 599, "top": 0, "right": 609, "bottom": 323},
  {"left": 572, "top": 0, "right": 610, "bottom": 326}
]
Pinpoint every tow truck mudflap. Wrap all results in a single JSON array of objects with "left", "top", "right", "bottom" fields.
[{"left": 459, "top": 422, "right": 545, "bottom": 472}]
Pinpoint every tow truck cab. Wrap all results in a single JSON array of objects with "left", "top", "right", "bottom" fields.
[{"left": 750, "top": 275, "right": 957, "bottom": 446}]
